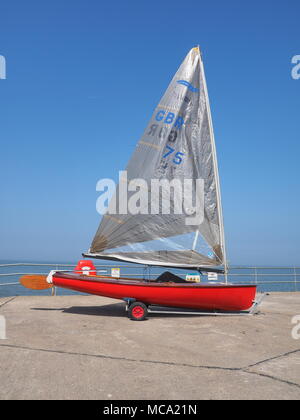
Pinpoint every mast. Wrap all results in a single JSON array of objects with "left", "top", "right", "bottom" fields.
[{"left": 197, "top": 47, "right": 228, "bottom": 282}]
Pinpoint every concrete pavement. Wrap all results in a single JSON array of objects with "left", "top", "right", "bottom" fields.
[{"left": 0, "top": 293, "right": 299, "bottom": 400}]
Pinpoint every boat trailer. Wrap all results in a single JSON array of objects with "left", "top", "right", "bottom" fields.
[{"left": 123, "top": 293, "right": 269, "bottom": 321}]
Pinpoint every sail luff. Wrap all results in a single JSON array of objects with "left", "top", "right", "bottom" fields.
[{"left": 198, "top": 48, "right": 228, "bottom": 277}]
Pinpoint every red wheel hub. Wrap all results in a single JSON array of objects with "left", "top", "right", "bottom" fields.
[{"left": 132, "top": 305, "right": 145, "bottom": 319}]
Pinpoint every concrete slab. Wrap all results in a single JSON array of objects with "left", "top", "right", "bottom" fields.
[{"left": 0, "top": 293, "right": 299, "bottom": 400}]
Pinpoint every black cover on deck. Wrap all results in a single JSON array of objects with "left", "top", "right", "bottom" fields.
[{"left": 154, "top": 271, "right": 188, "bottom": 283}]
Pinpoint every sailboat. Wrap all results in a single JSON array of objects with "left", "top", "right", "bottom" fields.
[{"left": 20, "top": 47, "right": 257, "bottom": 319}]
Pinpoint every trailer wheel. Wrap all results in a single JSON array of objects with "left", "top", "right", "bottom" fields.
[{"left": 128, "top": 302, "right": 148, "bottom": 321}]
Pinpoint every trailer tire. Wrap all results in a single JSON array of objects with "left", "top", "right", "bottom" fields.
[{"left": 128, "top": 302, "right": 148, "bottom": 321}]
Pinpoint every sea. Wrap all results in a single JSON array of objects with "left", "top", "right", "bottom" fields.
[{"left": 0, "top": 260, "right": 299, "bottom": 298}]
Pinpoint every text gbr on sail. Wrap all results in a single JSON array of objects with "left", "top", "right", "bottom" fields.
[{"left": 155, "top": 109, "right": 184, "bottom": 129}]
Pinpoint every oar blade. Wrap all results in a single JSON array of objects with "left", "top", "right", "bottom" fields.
[{"left": 20, "top": 275, "right": 52, "bottom": 290}]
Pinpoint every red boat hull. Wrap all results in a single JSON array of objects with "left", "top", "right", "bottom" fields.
[{"left": 52, "top": 272, "right": 257, "bottom": 312}]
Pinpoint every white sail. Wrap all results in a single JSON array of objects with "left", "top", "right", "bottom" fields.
[{"left": 85, "top": 47, "right": 227, "bottom": 270}]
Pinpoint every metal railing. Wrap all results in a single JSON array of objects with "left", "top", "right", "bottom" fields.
[{"left": 0, "top": 263, "right": 299, "bottom": 295}]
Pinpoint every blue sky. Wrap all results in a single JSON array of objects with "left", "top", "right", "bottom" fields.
[{"left": 0, "top": 0, "right": 299, "bottom": 264}]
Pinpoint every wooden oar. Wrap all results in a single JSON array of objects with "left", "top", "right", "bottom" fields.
[{"left": 19, "top": 275, "right": 53, "bottom": 290}]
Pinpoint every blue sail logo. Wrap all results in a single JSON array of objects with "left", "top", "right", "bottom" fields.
[{"left": 177, "top": 80, "right": 199, "bottom": 92}]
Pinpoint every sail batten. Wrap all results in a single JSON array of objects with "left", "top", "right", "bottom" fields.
[{"left": 87, "top": 47, "right": 226, "bottom": 269}]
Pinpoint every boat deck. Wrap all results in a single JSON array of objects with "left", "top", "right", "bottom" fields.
[
  {"left": 53, "top": 271, "right": 254, "bottom": 287},
  {"left": 0, "top": 292, "right": 299, "bottom": 400}
]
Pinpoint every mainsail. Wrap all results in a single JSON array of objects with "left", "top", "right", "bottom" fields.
[{"left": 84, "top": 47, "right": 227, "bottom": 271}]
